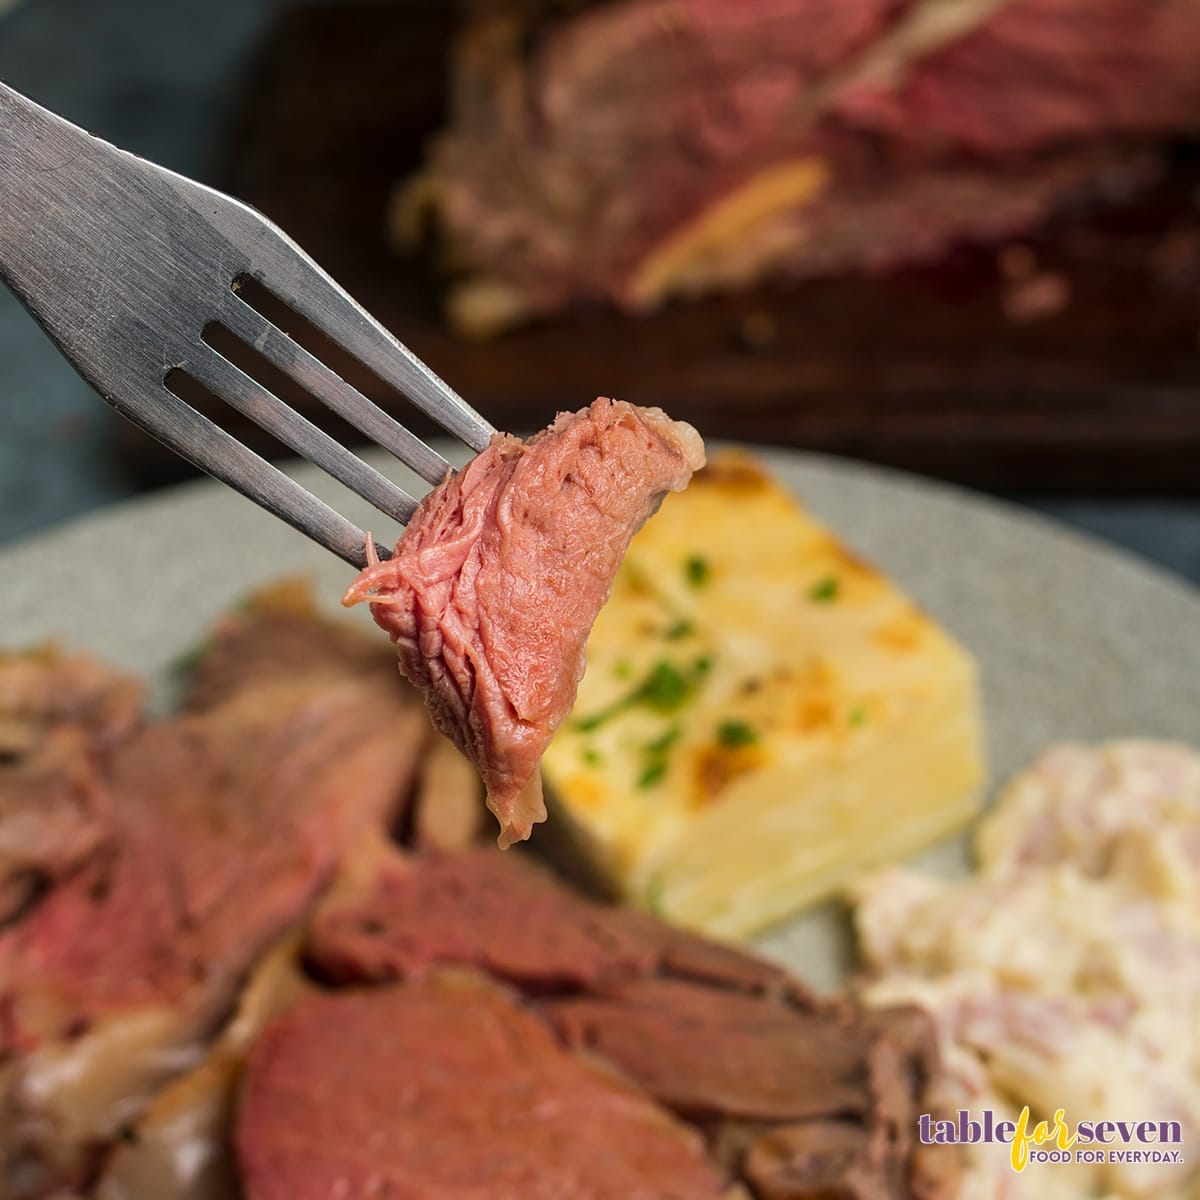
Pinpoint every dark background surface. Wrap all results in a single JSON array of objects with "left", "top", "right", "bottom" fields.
[{"left": 0, "top": 0, "right": 1197, "bottom": 585}]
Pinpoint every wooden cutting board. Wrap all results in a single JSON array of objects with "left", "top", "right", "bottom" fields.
[{"left": 142, "top": 0, "right": 1200, "bottom": 493}]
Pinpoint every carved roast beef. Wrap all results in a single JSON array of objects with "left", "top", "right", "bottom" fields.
[
  {"left": 1, "top": 590, "right": 956, "bottom": 1200},
  {"left": 0, "top": 596, "right": 427, "bottom": 1197},
  {"left": 405, "top": 0, "right": 1200, "bottom": 333},
  {"left": 260, "top": 844, "right": 957, "bottom": 1200}
]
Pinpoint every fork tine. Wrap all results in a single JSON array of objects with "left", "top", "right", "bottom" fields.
[
  {"left": 237, "top": 246, "right": 495, "bottom": 453},
  {"left": 120, "top": 382, "right": 383, "bottom": 569},
  {"left": 221, "top": 297, "right": 453, "bottom": 487},
  {"left": 186, "top": 346, "right": 420, "bottom": 525}
]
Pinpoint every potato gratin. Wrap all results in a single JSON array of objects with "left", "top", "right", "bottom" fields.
[{"left": 541, "top": 451, "right": 986, "bottom": 938}]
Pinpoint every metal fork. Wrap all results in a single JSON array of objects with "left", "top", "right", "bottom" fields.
[{"left": 0, "top": 81, "right": 496, "bottom": 569}]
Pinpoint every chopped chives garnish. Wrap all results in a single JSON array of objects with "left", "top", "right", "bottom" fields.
[
  {"left": 646, "top": 725, "right": 682, "bottom": 754},
  {"left": 716, "top": 719, "right": 757, "bottom": 748},
  {"left": 576, "top": 657, "right": 714, "bottom": 731},
  {"left": 685, "top": 555, "right": 711, "bottom": 587},
  {"left": 637, "top": 760, "right": 668, "bottom": 789},
  {"left": 809, "top": 575, "right": 840, "bottom": 603}
]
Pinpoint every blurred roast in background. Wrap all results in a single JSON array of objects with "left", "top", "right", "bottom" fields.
[
  {"left": 405, "top": 0, "right": 1200, "bottom": 334},
  {"left": 136, "top": 0, "right": 1200, "bottom": 489}
]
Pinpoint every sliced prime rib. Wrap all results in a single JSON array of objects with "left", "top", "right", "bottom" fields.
[
  {"left": 236, "top": 977, "right": 736, "bottom": 1200},
  {"left": 343, "top": 398, "right": 704, "bottom": 848},
  {"left": 0, "top": 619, "right": 427, "bottom": 1197},
  {"left": 300, "top": 845, "right": 954, "bottom": 1199},
  {"left": 0, "top": 648, "right": 142, "bottom": 925},
  {"left": 545, "top": 979, "right": 892, "bottom": 1121},
  {"left": 309, "top": 845, "right": 660, "bottom": 991},
  {"left": 309, "top": 844, "right": 796, "bottom": 996},
  {"left": 405, "top": 0, "right": 1200, "bottom": 333}
]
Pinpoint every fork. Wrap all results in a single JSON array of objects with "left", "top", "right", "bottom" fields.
[{"left": 0, "top": 81, "right": 496, "bottom": 569}]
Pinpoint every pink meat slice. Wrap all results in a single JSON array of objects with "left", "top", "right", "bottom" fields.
[
  {"left": 236, "top": 978, "right": 732, "bottom": 1200},
  {"left": 308, "top": 844, "right": 797, "bottom": 998},
  {"left": 0, "top": 678, "right": 422, "bottom": 1055},
  {"left": 544, "top": 979, "right": 883, "bottom": 1122},
  {"left": 309, "top": 845, "right": 660, "bottom": 991},
  {"left": 343, "top": 398, "right": 705, "bottom": 848}
]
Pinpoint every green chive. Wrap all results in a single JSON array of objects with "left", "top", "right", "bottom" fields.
[
  {"left": 809, "top": 575, "right": 840, "bottom": 603},
  {"left": 849, "top": 706, "right": 868, "bottom": 727},
  {"left": 576, "top": 657, "right": 714, "bottom": 732},
  {"left": 716, "top": 719, "right": 757, "bottom": 748},
  {"left": 665, "top": 619, "right": 694, "bottom": 641},
  {"left": 646, "top": 725, "right": 682, "bottom": 754},
  {"left": 582, "top": 747, "right": 604, "bottom": 767},
  {"left": 685, "top": 555, "right": 711, "bottom": 587},
  {"left": 641, "top": 661, "right": 689, "bottom": 712},
  {"left": 637, "top": 760, "right": 668, "bottom": 789},
  {"left": 577, "top": 709, "right": 614, "bottom": 733}
]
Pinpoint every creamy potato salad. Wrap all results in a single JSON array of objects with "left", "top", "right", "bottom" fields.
[{"left": 853, "top": 741, "right": 1200, "bottom": 1200}]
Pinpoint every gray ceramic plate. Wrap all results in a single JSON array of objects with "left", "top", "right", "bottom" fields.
[{"left": 2, "top": 447, "right": 1197, "bottom": 990}]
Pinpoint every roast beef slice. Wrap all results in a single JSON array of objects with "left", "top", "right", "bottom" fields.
[
  {"left": 835, "top": 0, "right": 1200, "bottom": 157},
  {"left": 544, "top": 978, "right": 886, "bottom": 1122},
  {"left": 344, "top": 398, "right": 704, "bottom": 848},
  {"left": 236, "top": 977, "right": 734, "bottom": 1200},
  {"left": 308, "top": 845, "right": 661, "bottom": 991},
  {"left": 307, "top": 843, "right": 800, "bottom": 997}
]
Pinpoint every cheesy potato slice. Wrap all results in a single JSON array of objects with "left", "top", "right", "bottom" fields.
[{"left": 541, "top": 451, "right": 985, "bottom": 939}]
